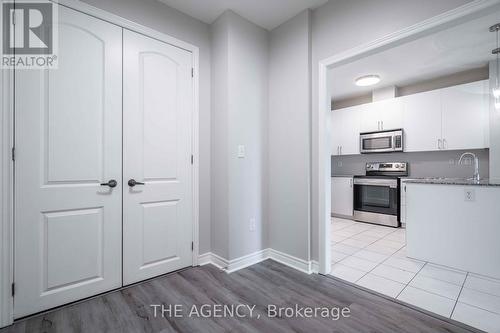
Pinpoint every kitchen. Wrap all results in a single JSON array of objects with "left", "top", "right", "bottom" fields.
[{"left": 328, "top": 7, "right": 500, "bottom": 332}]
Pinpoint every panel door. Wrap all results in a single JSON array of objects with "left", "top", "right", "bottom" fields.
[
  {"left": 14, "top": 6, "right": 122, "bottom": 317},
  {"left": 441, "top": 80, "right": 490, "bottom": 150},
  {"left": 123, "top": 30, "right": 193, "bottom": 285},
  {"left": 402, "top": 89, "right": 442, "bottom": 152}
]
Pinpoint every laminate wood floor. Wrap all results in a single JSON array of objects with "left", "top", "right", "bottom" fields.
[{"left": 2, "top": 260, "right": 480, "bottom": 333}]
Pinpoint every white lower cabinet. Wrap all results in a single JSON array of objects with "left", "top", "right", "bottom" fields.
[
  {"left": 331, "top": 177, "right": 354, "bottom": 217},
  {"left": 406, "top": 183, "right": 500, "bottom": 279}
]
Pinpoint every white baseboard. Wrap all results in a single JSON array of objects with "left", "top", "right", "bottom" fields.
[
  {"left": 226, "top": 249, "right": 269, "bottom": 273},
  {"left": 198, "top": 249, "right": 315, "bottom": 275},
  {"left": 311, "top": 260, "right": 319, "bottom": 274},
  {"left": 198, "top": 252, "right": 214, "bottom": 266},
  {"left": 267, "top": 249, "right": 312, "bottom": 274},
  {"left": 198, "top": 252, "right": 228, "bottom": 270}
]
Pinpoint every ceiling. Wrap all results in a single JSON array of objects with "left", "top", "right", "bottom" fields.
[
  {"left": 329, "top": 9, "right": 500, "bottom": 101},
  {"left": 156, "top": 0, "right": 327, "bottom": 30}
]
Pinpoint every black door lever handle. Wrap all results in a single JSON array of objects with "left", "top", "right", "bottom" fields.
[
  {"left": 100, "top": 179, "right": 118, "bottom": 188},
  {"left": 128, "top": 179, "right": 145, "bottom": 187}
]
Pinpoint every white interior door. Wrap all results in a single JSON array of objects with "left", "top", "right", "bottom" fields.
[
  {"left": 123, "top": 30, "right": 193, "bottom": 285},
  {"left": 14, "top": 6, "right": 122, "bottom": 317}
]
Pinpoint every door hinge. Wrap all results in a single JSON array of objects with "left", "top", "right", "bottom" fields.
[
  {"left": 11, "top": 283, "right": 15, "bottom": 297},
  {"left": 191, "top": 68, "right": 194, "bottom": 77},
  {"left": 191, "top": 242, "right": 194, "bottom": 251},
  {"left": 191, "top": 155, "right": 194, "bottom": 165},
  {"left": 11, "top": 147, "right": 15, "bottom": 161}
]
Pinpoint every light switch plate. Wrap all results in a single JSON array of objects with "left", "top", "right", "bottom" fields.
[{"left": 238, "top": 145, "right": 245, "bottom": 158}]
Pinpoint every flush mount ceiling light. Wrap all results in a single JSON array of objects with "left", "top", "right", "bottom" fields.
[{"left": 355, "top": 75, "right": 381, "bottom": 87}]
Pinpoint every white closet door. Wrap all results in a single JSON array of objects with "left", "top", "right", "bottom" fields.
[
  {"left": 123, "top": 30, "right": 193, "bottom": 285},
  {"left": 14, "top": 6, "right": 122, "bottom": 317}
]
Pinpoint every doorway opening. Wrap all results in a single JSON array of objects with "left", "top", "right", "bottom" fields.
[{"left": 317, "top": 2, "right": 500, "bottom": 332}]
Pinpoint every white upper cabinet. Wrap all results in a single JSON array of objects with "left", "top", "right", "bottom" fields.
[
  {"left": 359, "top": 102, "right": 381, "bottom": 133},
  {"left": 402, "top": 89, "right": 442, "bottom": 152},
  {"left": 331, "top": 109, "right": 343, "bottom": 156},
  {"left": 441, "top": 80, "right": 489, "bottom": 150},
  {"left": 374, "top": 98, "right": 404, "bottom": 131},
  {"left": 360, "top": 98, "right": 403, "bottom": 133},
  {"left": 332, "top": 104, "right": 362, "bottom": 155},
  {"left": 331, "top": 80, "right": 489, "bottom": 156}
]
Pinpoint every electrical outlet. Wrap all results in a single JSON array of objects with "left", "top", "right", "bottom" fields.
[
  {"left": 249, "top": 218, "right": 256, "bottom": 232},
  {"left": 464, "top": 189, "right": 475, "bottom": 202}
]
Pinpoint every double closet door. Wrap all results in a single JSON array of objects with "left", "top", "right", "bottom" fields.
[{"left": 14, "top": 5, "right": 193, "bottom": 318}]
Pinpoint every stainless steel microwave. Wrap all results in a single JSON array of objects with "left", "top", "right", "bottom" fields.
[{"left": 360, "top": 129, "right": 403, "bottom": 154}]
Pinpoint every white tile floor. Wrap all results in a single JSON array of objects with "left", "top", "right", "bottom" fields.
[{"left": 330, "top": 217, "right": 500, "bottom": 333}]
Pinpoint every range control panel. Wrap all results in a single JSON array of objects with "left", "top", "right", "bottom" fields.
[{"left": 365, "top": 162, "right": 408, "bottom": 174}]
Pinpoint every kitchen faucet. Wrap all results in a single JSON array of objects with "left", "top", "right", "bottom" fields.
[{"left": 458, "top": 152, "right": 480, "bottom": 182}]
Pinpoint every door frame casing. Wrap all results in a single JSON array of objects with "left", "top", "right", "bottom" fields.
[
  {"left": 0, "top": 0, "right": 201, "bottom": 327},
  {"left": 316, "top": 0, "right": 500, "bottom": 275}
]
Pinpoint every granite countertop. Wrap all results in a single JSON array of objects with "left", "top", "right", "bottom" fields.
[{"left": 403, "top": 178, "right": 500, "bottom": 187}]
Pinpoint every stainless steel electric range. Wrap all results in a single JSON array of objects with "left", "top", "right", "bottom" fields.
[{"left": 353, "top": 162, "right": 408, "bottom": 227}]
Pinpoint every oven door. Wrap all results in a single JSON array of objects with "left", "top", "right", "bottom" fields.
[{"left": 353, "top": 178, "right": 399, "bottom": 227}]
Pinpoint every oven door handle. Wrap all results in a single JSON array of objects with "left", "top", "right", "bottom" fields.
[{"left": 353, "top": 178, "right": 398, "bottom": 188}]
